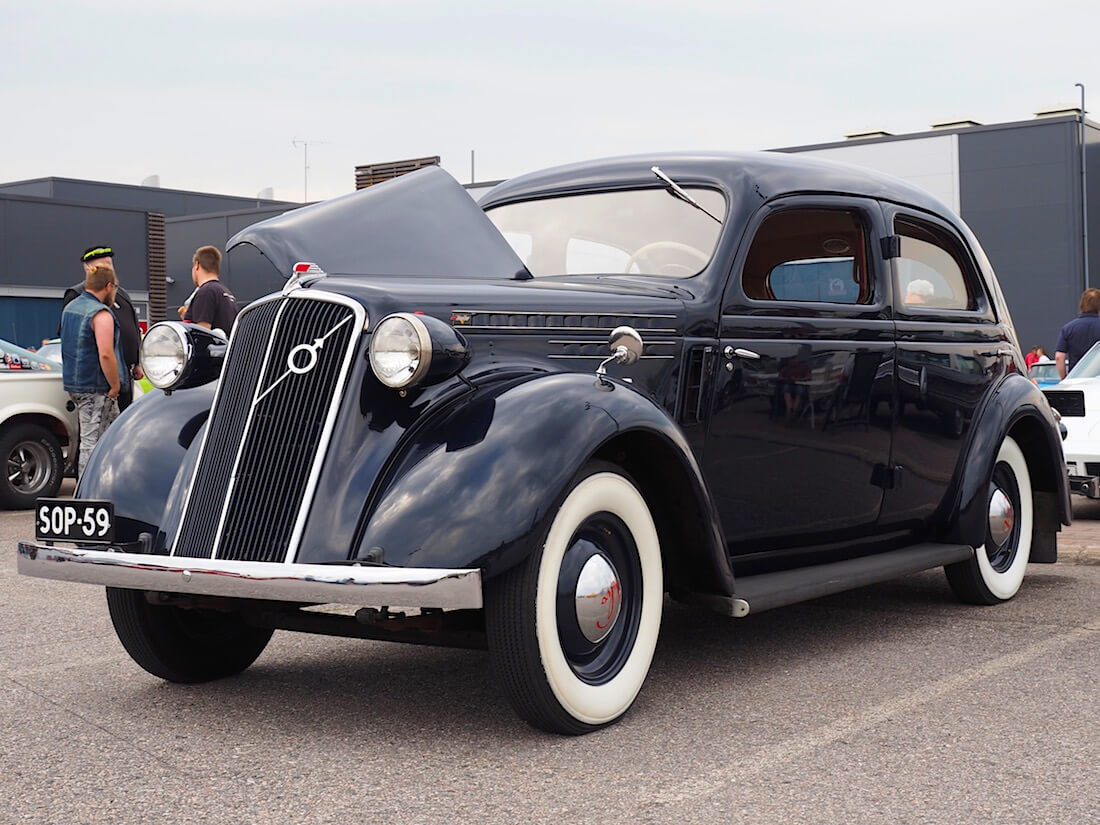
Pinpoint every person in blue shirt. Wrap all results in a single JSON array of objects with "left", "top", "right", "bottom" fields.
[{"left": 1055, "top": 289, "right": 1100, "bottom": 379}]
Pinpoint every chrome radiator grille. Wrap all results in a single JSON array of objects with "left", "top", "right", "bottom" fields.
[{"left": 173, "top": 294, "right": 361, "bottom": 562}]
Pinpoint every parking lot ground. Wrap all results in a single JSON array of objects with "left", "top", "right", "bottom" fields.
[
  {"left": 3, "top": 485, "right": 1100, "bottom": 823},
  {"left": 1059, "top": 496, "right": 1100, "bottom": 564}
]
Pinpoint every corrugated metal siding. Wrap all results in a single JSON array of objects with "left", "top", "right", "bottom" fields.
[
  {"left": 146, "top": 212, "right": 166, "bottom": 323},
  {"left": 354, "top": 156, "right": 440, "bottom": 189}
]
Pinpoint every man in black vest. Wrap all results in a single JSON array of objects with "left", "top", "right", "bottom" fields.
[{"left": 60, "top": 246, "right": 144, "bottom": 410}]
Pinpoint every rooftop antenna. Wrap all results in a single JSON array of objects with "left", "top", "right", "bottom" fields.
[{"left": 291, "top": 138, "right": 332, "bottom": 202}]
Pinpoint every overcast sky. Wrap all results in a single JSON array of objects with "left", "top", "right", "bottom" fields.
[{"left": 4, "top": 0, "right": 1099, "bottom": 202}]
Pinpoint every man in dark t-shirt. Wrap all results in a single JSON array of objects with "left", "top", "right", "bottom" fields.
[
  {"left": 183, "top": 245, "right": 239, "bottom": 336},
  {"left": 1055, "top": 288, "right": 1100, "bottom": 378}
]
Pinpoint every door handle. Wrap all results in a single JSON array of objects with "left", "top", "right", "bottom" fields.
[{"left": 726, "top": 347, "right": 761, "bottom": 360}]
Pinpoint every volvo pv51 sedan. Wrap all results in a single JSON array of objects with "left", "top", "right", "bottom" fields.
[{"left": 19, "top": 152, "right": 1069, "bottom": 735}]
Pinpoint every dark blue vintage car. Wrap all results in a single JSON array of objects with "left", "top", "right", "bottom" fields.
[{"left": 18, "top": 152, "right": 1070, "bottom": 734}]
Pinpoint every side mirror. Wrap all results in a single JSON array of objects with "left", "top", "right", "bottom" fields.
[
  {"left": 596, "top": 326, "right": 644, "bottom": 378},
  {"left": 608, "top": 326, "right": 643, "bottom": 366}
]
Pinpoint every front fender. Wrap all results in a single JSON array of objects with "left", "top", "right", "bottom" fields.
[
  {"left": 944, "top": 373, "right": 1070, "bottom": 551},
  {"left": 356, "top": 372, "right": 732, "bottom": 592},
  {"left": 76, "top": 385, "right": 215, "bottom": 540}
]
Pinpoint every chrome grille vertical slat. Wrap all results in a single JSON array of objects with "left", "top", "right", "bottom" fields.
[{"left": 173, "top": 293, "right": 362, "bottom": 563}]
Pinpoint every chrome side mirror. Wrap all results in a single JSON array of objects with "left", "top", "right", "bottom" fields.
[{"left": 596, "top": 326, "right": 644, "bottom": 377}]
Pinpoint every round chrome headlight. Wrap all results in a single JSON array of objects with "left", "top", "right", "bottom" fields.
[
  {"left": 141, "top": 323, "right": 190, "bottom": 389},
  {"left": 369, "top": 313, "right": 431, "bottom": 388}
]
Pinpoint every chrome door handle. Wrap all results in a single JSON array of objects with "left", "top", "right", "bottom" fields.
[{"left": 730, "top": 347, "right": 760, "bottom": 360}]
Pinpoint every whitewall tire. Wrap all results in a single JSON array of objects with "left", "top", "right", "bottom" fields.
[
  {"left": 945, "top": 435, "right": 1032, "bottom": 604},
  {"left": 486, "top": 464, "right": 663, "bottom": 735}
]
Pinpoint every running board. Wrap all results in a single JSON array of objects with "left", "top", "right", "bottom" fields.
[{"left": 679, "top": 543, "right": 975, "bottom": 618}]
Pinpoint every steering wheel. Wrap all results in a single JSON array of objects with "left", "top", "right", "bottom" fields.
[{"left": 624, "top": 241, "right": 710, "bottom": 276}]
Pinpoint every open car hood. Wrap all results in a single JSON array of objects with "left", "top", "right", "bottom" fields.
[{"left": 227, "top": 166, "right": 529, "bottom": 280}]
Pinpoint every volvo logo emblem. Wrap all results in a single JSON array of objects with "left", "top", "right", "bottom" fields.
[
  {"left": 287, "top": 340, "right": 322, "bottom": 375},
  {"left": 253, "top": 313, "right": 354, "bottom": 408}
]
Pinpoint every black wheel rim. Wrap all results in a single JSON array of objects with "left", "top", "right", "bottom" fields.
[
  {"left": 7, "top": 439, "right": 50, "bottom": 494},
  {"left": 986, "top": 461, "right": 1021, "bottom": 573},
  {"left": 555, "top": 512, "right": 643, "bottom": 685}
]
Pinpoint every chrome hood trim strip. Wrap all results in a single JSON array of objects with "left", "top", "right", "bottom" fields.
[{"left": 17, "top": 542, "right": 482, "bottom": 610}]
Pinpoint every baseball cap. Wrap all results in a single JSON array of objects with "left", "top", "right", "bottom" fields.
[{"left": 82, "top": 245, "right": 114, "bottom": 263}]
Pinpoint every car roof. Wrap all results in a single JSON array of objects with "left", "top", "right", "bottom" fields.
[{"left": 479, "top": 151, "right": 954, "bottom": 220}]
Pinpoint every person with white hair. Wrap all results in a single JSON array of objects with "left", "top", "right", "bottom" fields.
[{"left": 904, "top": 278, "right": 934, "bottom": 305}]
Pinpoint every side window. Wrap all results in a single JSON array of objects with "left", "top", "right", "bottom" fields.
[
  {"left": 743, "top": 208, "right": 872, "bottom": 304},
  {"left": 895, "top": 218, "right": 976, "bottom": 311}
]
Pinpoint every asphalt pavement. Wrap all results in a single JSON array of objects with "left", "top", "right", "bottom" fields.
[{"left": 3, "top": 487, "right": 1100, "bottom": 823}]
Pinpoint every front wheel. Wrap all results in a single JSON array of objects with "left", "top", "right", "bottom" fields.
[
  {"left": 486, "top": 464, "right": 663, "bottom": 735},
  {"left": 944, "top": 434, "right": 1033, "bottom": 604},
  {"left": 106, "top": 588, "right": 273, "bottom": 682}
]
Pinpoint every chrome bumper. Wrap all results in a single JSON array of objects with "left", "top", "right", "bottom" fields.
[{"left": 16, "top": 541, "right": 483, "bottom": 610}]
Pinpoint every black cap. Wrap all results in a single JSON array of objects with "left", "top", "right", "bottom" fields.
[{"left": 82, "top": 245, "right": 113, "bottom": 263}]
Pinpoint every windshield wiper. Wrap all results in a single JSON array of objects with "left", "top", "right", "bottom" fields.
[{"left": 651, "top": 166, "right": 722, "bottom": 225}]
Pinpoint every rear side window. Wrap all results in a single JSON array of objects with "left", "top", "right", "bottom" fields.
[
  {"left": 895, "top": 218, "right": 976, "bottom": 311},
  {"left": 743, "top": 209, "right": 872, "bottom": 304}
]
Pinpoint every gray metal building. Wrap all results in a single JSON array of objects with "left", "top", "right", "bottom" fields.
[
  {"left": 0, "top": 178, "right": 295, "bottom": 349},
  {"left": 164, "top": 205, "right": 296, "bottom": 318}
]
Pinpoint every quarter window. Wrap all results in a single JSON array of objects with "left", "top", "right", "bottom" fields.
[
  {"left": 895, "top": 218, "right": 976, "bottom": 311},
  {"left": 743, "top": 209, "right": 872, "bottom": 304}
]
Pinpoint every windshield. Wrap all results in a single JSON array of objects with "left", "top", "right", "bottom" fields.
[
  {"left": 485, "top": 187, "right": 727, "bottom": 278},
  {"left": 1028, "top": 362, "right": 1058, "bottom": 380},
  {"left": 36, "top": 338, "right": 62, "bottom": 365},
  {"left": 1068, "top": 342, "right": 1100, "bottom": 379}
]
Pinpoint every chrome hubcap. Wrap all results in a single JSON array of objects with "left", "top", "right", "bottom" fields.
[
  {"left": 988, "top": 488, "right": 1014, "bottom": 547},
  {"left": 574, "top": 553, "right": 622, "bottom": 644}
]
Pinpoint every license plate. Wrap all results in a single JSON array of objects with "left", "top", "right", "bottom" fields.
[{"left": 35, "top": 499, "right": 115, "bottom": 543}]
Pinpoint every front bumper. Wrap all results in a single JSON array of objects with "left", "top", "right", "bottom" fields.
[{"left": 16, "top": 541, "right": 483, "bottom": 610}]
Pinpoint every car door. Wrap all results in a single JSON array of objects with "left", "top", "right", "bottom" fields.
[
  {"left": 704, "top": 196, "right": 896, "bottom": 561},
  {"left": 878, "top": 206, "right": 1007, "bottom": 527}
]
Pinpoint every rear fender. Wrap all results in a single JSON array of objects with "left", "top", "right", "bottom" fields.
[
  {"left": 944, "top": 373, "right": 1070, "bottom": 560},
  {"left": 356, "top": 372, "right": 733, "bottom": 594}
]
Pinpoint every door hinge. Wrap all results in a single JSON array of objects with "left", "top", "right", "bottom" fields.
[
  {"left": 880, "top": 235, "right": 901, "bottom": 259},
  {"left": 872, "top": 463, "right": 903, "bottom": 489}
]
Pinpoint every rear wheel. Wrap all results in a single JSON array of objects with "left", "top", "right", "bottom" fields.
[
  {"left": 106, "top": 587, "right": 273, "bottom": 682},
  {"left": 486, "top": 464, "right": 663, "bottom": 735},
  {"left": 945, "top": 435, "right": 1032, "bottom": 604},
  {"left": 1, "top": 423, "right": 62, "bottom": 510}
]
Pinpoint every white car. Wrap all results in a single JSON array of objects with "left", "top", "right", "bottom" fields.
[
  {"left": 1042, "top": 341, "right": 1100, "bottom": 497},
  {"left": 0, "top": 339, "right": 79, "bottom": 509}
]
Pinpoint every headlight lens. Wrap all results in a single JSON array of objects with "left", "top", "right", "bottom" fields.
[
  {"left": 369, "top": 313, "right": 431, "bottom": 388},
  {"left": 141, "top": 323, "right": 190, "bottom": 389}
]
